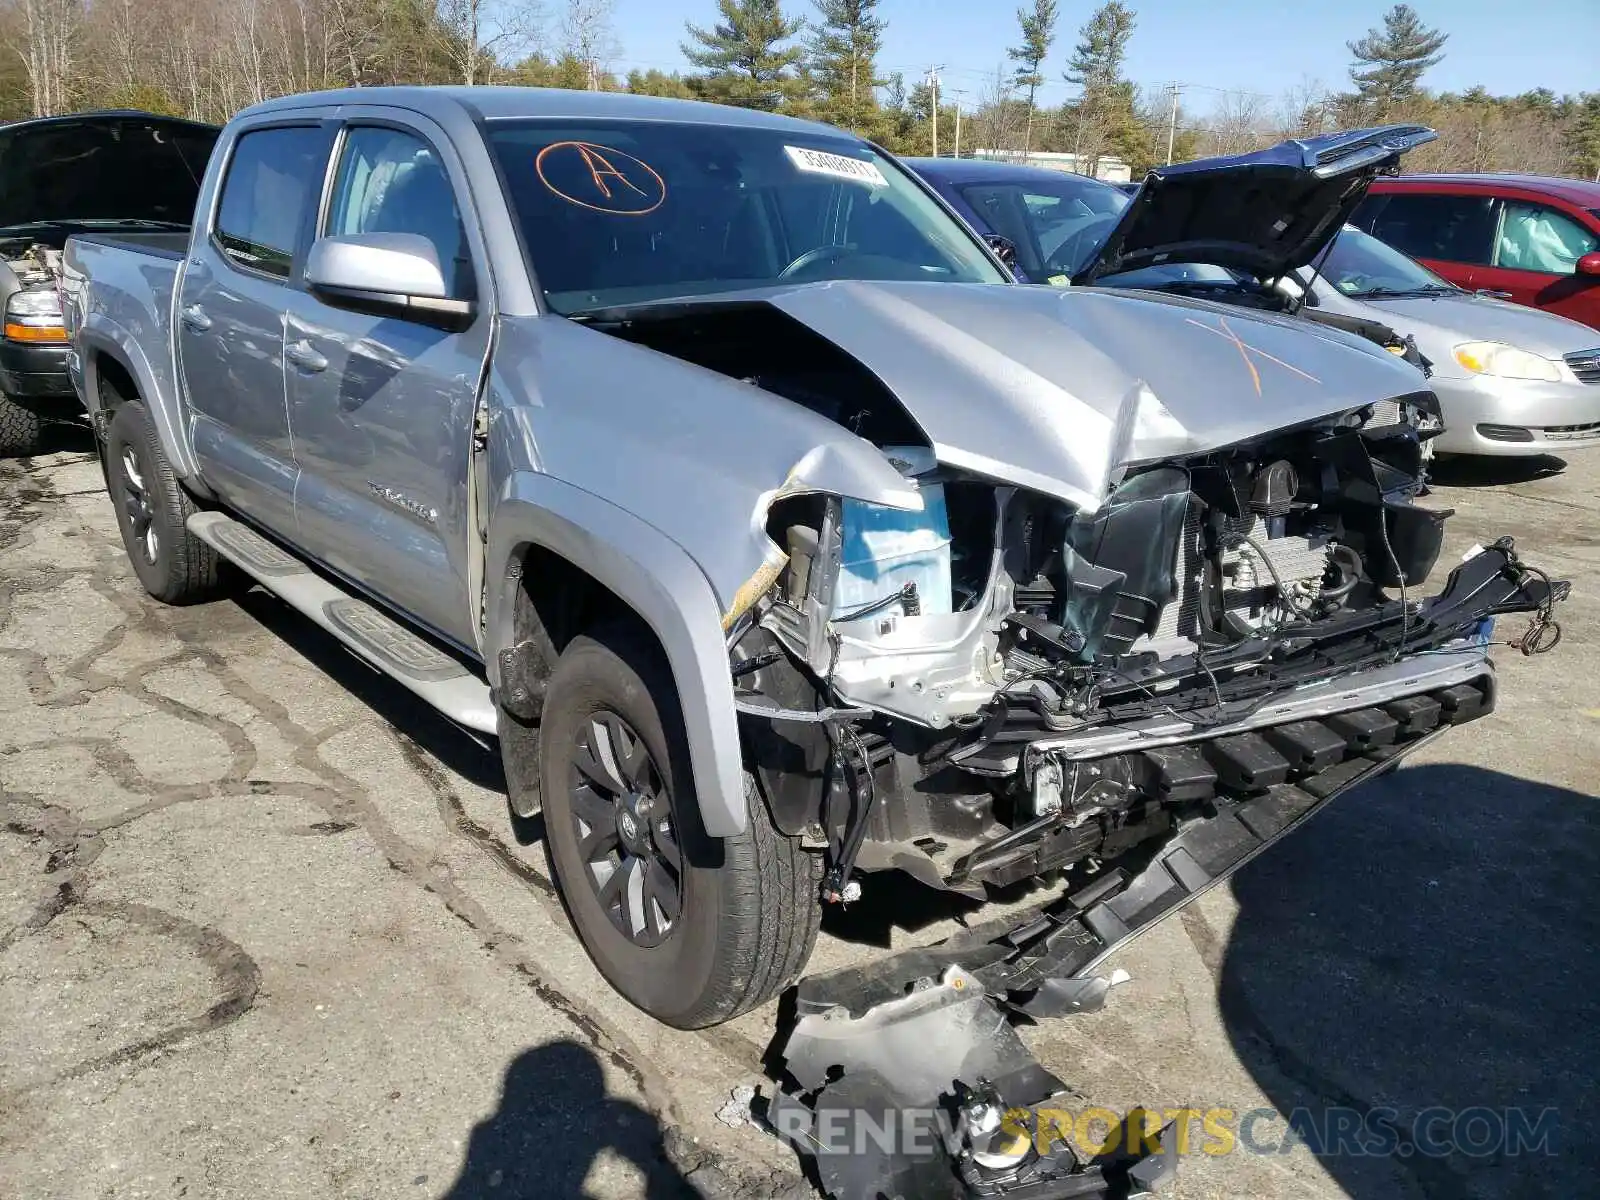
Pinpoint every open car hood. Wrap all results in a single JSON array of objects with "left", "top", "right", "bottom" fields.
[
  {"left": 1074, "top": 125, "right": 1438, "bottom": 286},
  {"left": 0, "top": 111, "right": 218, "bottom": 234}
]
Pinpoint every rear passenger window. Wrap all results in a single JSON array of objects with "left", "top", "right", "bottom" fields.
[
  {"left": 214, "top": 126, "right": 329, "bottom": 278},
  {"left": 1355, "top": 193, "right": 1498, "bottom": 266}
]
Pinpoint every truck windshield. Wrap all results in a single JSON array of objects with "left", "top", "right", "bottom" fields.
[{"left": 485, "top": 119, "right": 1008, "bottom": 313}]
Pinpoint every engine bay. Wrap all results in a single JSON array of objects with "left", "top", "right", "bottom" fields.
[{"left": 754, "top": 390, "right": 1453, "bottom": 727}]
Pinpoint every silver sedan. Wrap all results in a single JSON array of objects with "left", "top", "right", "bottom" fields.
[{"left": 1299, "top": 228, "right": 1600, "bottom": 456}]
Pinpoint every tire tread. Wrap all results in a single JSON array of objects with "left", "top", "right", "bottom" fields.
[{"left": 0, "top": 392, "right": 44, "bottom": 457}]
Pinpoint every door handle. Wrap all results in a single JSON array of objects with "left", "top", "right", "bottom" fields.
[
  {"left": 285, "top": 339, "right": 328, "bottom": 373},
  {"left": 180, "top": 303, "right": 212, "bottom": 332}
]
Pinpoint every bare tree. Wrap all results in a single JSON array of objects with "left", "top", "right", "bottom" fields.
[
  {"left": 1204, "top": 90, "right": 1271, "bottom": 156},
  {"left": 1277, "top": 76, "right": 1334, "bottom": 139},
  {"left": 970, "top": 63, "right": 1022, "bottom": 155},
  {"left": 436, "top": 0, "right": 544, "bottom": 86},
  {"left": 324, "top": 0, "right": 386, "bottom": 86},
  {"left": 15, "top": 0, "right": 80, "bottom": 115},
  {"left": 96, "top": 0, "right": 143, "bottom": 97},
  {"left": 560, "top": 0, "right": 615, "bottom": 89}
]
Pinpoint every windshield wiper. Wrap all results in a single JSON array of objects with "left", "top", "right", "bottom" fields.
[{"left": 1352, "top": 284, "right": 1456, "bottom": 299}]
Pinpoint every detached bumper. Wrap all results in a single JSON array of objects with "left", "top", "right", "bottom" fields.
[
  {"left": 938, "top": 539, "right": 1564, "bottom": 890},
  {"left": 1431, "top": 373, "right": 1600, "bottom": 455},
  {"left": 771, "top": 542, "right": 1565, "bottom": 1200}
]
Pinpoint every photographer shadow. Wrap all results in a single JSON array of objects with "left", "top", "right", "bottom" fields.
[
  {"left": 441, "top": 1039, "right": 695, "bottom": 1198},
  {"left": 1216, "top": 762, "right": 1598, "bottom": 1197}
]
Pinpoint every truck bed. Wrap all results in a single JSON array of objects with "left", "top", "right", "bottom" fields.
[
  {"left": 60, "top": 232, "right": 186, "bottom": 423},
  {"left": 67, "top": 230, "right": 191, "bottom": 259}
]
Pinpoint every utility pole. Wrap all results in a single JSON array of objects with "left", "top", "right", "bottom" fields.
[
  {"left": 1165, "top": 83, "right": 1181, "bottom": 165},
  {"left": 952, "top": 90, "right": 965, "bottom": 158},
  {"left": 927, "top": 65, "right": 943, "bottom": 156}
]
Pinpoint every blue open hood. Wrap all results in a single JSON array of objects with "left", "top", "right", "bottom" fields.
[{"left": 1074, "top": 125, "right": 1438, "bottom": 286}]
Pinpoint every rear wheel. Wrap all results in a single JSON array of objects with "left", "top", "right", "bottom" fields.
[
  {"left": 105, "top": 400, "right": 224, "bottom": 604},
  {"left": 538, "top": 624, "right": 822, "bottom": 1028},
  {"left": 0, "top": 393, "right": 44, "bottom": 457}
]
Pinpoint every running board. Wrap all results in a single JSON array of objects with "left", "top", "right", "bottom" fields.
[{"left": 187, "top": 512, "right": 497, "bottom": 734}]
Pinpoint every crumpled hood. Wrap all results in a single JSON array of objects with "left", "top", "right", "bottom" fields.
[{"left": 761, "top": 279, "right": 1428, "bottom": 509}]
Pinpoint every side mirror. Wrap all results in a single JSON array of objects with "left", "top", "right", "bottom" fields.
[
  {"left": 305, "top": 233, "right": 474, "bottom": 327},
  {"left": 1576, "top": 251, "right": 1600, "bottom": 278}
]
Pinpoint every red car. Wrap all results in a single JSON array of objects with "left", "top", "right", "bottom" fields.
[{"left": 1353, "top": 174, "right": 1600, "bottom": 331}]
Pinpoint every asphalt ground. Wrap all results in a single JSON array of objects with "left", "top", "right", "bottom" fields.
[{"left": 3, "top": 429, "right": 1596, "bottom": 1200}]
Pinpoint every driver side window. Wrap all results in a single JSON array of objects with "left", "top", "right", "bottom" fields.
[{"left": 325, "top": 126, "right": 472, "bottom": 297}]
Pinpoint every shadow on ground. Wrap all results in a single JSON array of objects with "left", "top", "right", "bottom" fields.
[
  {"left": 1216, "top": 762, "right": 1599, "bottom": 1198},
  {"left": 27, "top": 418, "right": 97, "bottom": 457},
  {"left": 1431, "top": 454, "right": 1567, "bottom": 488},
  {"left": 440, "top": 1039, "right": 696, "bottom": 1198}
]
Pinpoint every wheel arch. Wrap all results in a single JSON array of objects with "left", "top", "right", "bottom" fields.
[
  {"left": 486, "top": 473, "right": 748, "bottom": 838},
  {"left": 75, "top": 320, "right": 209, "bottom": 491}
]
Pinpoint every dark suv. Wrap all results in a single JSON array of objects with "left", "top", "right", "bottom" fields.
[{"left": 1353, "top": 174, "right": 1600, "bottom": 331}]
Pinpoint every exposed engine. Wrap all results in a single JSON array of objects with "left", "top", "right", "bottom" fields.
[
  {"left": 754, "top": 391, "right": 1450, "bottom": 737},
  {"left": 5, "top": 243, "right": 63, "bottom": 290},
  {"left": 992, "top": 396, "right": 1446, "bottom": 677}
]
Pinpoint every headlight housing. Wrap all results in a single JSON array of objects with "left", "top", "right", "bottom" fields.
[
  {"left": 1452, "top": 341, "right": 1562, "bottom": 382},
  {"left": 3, "top": 287, "right": 66, "bottom": 344}
]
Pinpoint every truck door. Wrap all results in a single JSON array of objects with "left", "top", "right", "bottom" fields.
[
  {"left": 285, "top": 120, "right": 491, "bottom": 651},
  {"left": 177, "top": 123, "right": 333, "bottom": 536}
]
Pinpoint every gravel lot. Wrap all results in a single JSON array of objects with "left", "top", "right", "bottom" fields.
[{"left": 2, "top": 429, "right": 1596, "bottom": 1200}]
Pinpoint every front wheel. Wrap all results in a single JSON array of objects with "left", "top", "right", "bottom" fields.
[{"left": 538, "top": 624, "right": 822, "bottom": 1028}]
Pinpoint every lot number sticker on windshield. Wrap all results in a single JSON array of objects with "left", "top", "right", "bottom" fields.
[{"left": 785, "top": 146, "right": 887, "bottom": 187}]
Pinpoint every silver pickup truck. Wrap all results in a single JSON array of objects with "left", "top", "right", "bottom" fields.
[{"left": 61, "top": 87, "right": 1565, "bottom": 1031}]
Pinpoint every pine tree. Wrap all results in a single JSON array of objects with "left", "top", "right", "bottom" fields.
[
  {"left": 1063, "top": 2, "right": 1137, "bottom": 168},
  {"left": 1066, "top": 1, "right": 1135, "bottom": 96},
  {"left": 1007, "top": 0, "right": 1058, "bottom": 152},
  {"left": 807, "top": 0, "right": 886, "bottom": 134},
  {"left": 682, "top": 0, "right": 807, "bottom": 111},
  {"left": 1568, "top": 95, "right": 1600, "bottom": 182},
  {"left": 627, "top": 68, "right": 696, "bottom": 98},
  {"left": 1347, "top": 4, "right": 1448, "bottom": 118}
]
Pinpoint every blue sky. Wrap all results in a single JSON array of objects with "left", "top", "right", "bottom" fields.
[{"left": 603, "top": 0, "right": 1598, "bottom": 114}]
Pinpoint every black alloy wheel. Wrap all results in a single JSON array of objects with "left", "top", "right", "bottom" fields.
[
  {"left": 117, "top": 439, "right": 160, "bottom": 567},
  {"left": 567, "top": 708, "right": 684, "bottom": 948}
]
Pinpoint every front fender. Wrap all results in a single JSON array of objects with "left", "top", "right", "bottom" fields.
[
  {"left": 75, "top": 317, "right": 208, "bottom": 489},
  {"left": 485, "top": 472, "right": 748, "bottom": 838}
]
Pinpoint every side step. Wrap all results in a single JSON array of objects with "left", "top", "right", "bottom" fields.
[{"left": 188, "top": 512, "right": 497, "bottom": 735}]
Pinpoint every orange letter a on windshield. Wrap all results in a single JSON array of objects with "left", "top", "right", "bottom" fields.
[{"left": 575, "top": 143, "right": 648, "bottom": 200}]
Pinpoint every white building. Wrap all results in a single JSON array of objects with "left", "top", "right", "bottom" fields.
[{"left": 966, "top": 148, "right": 1134, "bottom": 183}]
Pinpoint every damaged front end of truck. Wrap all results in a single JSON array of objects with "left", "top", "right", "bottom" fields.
[
  {"left": 577, "top": 276, "right": 1566, "bottom": 1197},
  {"left": 590, "top": 279, "right": 1566, "bottom": 920}
]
